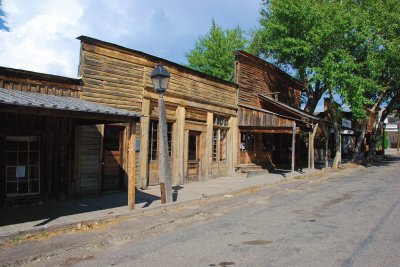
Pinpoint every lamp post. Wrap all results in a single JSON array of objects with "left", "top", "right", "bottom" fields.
[{"left": 150, "top": 64, "right": 172, "bottom": 204}]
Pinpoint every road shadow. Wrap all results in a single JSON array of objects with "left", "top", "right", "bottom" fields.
[{"left": 0, "top": 189, "right": 160, "bottom": 228}]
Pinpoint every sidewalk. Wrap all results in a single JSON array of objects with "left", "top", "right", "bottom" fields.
[{"left": 0, "top": 168, "right": 312, "bottom": 239}]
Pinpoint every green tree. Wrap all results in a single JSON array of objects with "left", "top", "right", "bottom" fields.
[
  {"left": 251, "top": 0, "right": 399, "bottom": 164},
  {"left": 186, "top": 19, "right": 248, "bottom": 82}
]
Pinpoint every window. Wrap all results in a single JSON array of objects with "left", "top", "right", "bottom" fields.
[
  {"left": 6, "top": 136, "right": 40, "bottom": 197},
  {"left": 148, "top": 120, "right": 173, "bottom": 161},
  {"left": 240, "top": 132, "right": 254, "bottom": 151},
  {"left": 104, "top": 126, "right": 122, "bottom": 151},
  {"left": 213, "top": 115, "right": 229, "bottom": 162}
]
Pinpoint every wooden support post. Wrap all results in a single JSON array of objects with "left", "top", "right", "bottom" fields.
[
  {"left": 127, "top": 122, "right": 136, "bottom": 210},
  {"left": 175, "top": 106, "right": 186, "bottom": 185},
  {"left": 140, "top": 98, "right": 150, "bottom": 189},
  {"left": 158, "top": 96, "right": 172, "bottom": 203},
  {"left": 206, "top": 112, "right": 213, "bottom": 178},
  {"left": 309, "top": 123, "right": 318, "bottom": 169},
  {"left": 291, "top": 121, "right": 296, "bottom": 172},
  {"left": 228, "top": 116, "right": 238, "bottom": 175}
]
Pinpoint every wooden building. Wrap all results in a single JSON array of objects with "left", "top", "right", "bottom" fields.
[
  {"left": 77, "top": 36, "right": 238, "bottom": 188},
  {"left": 0, "top": 67, "right": 139, "bottom": 208},
  {"left": 234, "top": 51, "right": 319, "bottom": 172}
]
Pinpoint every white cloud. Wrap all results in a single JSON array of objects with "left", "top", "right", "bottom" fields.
[{"left": 0, "top": 0, "right": 260, "bottom": 77}]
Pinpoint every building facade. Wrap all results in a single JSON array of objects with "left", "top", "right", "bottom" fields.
[
  {"left": 234, "top": 51, "right": 319, "bottom": 172},
  {"left": 77, "top": 36, "right": 238, "bottom": 188},
  {"left": 0, "top": 67, "right": 138, "bottom": 208}
]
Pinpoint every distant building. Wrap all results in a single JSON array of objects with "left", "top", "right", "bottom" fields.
[{"left": 384, "top": 114, "right": 399, "bottom": 148}]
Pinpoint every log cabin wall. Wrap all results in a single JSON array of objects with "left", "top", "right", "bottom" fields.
[
  {"left": 0, "top": 67, "right": 81, "bottom": 98},
  {"left": 234, "top": 50, "right": 302, "bottom": 109},
  {"left": 0, "top": 112, "right": 76, "bottom": 207},
  {"left": 78, "top": 36, "right": 238, "bottom": 187}
]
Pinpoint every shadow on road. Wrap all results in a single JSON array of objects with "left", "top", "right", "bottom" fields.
[{"left": 0, "top": 189, "right": 160, "bottom": 228}]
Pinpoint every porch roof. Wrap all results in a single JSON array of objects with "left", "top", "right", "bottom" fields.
[
  {"left": 0, "top": 88, "right": 140, "bottom": 122},
  {"left": 258, "top": 94, "right": 320, "bottom": 123}
]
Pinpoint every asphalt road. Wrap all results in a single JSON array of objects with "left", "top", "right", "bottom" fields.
[{"left": 1, "top": 155, "right": 399, "bottom": 267}]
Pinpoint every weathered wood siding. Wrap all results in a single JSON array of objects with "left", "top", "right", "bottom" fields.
[
  {"left": 78, "top": 37, "right": 238, "bottom": 186},
  {"left": 0, "top": 67, "right": 81, "bottom": 98},
  {"left": 238, "top": 106, "right": 292, "bottom": 127},
  {"left": 78, "top": 40, "right": 238, "bottom": 114},
  {"left": 0, "top": 112, "right": 76, "bottom": 207},
  {"left": 235, "top": 51, "right": 302, "bottom": 109},
  {"left": 78, "top": 125, "right": 102, "bottom": 195}
]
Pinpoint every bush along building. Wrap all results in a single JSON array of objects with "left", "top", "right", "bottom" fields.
[
  {"left": 0, "top": 67, "right": 139, "bottom": 208},
  {"left": 77, "top": 36, "right": 239, "bottom": 189},
  {"left": 234, "top": 51, "right": 320, "bottom": 174}
]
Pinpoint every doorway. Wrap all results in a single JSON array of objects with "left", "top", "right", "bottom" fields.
[
  {"left": 102, "top": 125, "right": 124, "bottom": 191},
  {"left": 187, "top": 131, "right": 200, "bottom": 181}
]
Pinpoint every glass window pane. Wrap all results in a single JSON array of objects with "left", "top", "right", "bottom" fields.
[
  {"left": 6, "top": 167, "right": 17, "bottom": 181},
  {"left": 30, "top": 166, "right": 40, "bottom": 180},
  {"left": 19, "top": 181, "right": 29, "bottom": 194},
  {"left": 30, "top": 152, "right": 40, "bottom": 165},
  {"left": 29, "top": 140, "right": 40, "bottom": 151},
  {"left": 30, "top": 180, "right": 40, "bottom": 194},
  {"left": 6, "top": 152, "right": 18, "bottom": 165},
  {"left": 19, "top": 152, "right": 28, "bottom": 165},
  {"left": 6, "top": 141, "right": 18, "bottom": 151},
  {"left": 212, "top": 129, "right": 217, "bottom": 161},
  {"left": 19, "top": 141, "right": 28, "bottom": 151},
  {"left": 7, "top": 182, "right": 18, "bottom": 194}
]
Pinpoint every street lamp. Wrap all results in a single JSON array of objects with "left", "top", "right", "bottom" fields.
[{"left": 150, "top": 64, "right": 172, "bottom": 204}]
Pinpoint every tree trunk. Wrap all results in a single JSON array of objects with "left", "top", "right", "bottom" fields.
[
  {"left": 332, "top": 121, "right": 341, "bottom": 168},
  {"left": 368, "top": 122, "right": 383, "bottom": 159},
  {"left": 352, "top": 127, "right": 366, "bottom": 161}
]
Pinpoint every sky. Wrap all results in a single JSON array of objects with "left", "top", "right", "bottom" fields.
[
  {"left": 0, "top": 0, "right": 326, "bottom": 112},
  {"left": 0, "top": 0, "right": 261, "bottom": 77}
]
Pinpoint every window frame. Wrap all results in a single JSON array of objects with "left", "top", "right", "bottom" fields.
[{"left": 5, "top": 136, "right": 41, "bottom": 197}]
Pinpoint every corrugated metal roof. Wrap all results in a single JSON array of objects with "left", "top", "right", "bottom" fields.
[{"left": 0, "top": 87, "right": 139, "bottom": 118}]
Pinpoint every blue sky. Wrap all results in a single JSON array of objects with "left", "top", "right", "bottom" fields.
[
  {"left": 0, "top": 0, "right": 327, "bottom": 111},
  {"left": 0, "top": 0, "right": 261, "bottom": 76}
]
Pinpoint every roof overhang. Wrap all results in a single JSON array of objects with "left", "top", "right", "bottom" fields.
[
  {"left": 258, "top": 94, "right": 320, "bottom": 124},
  {"left": 0, "top": 88, "right": 140, "bottom": 123}
]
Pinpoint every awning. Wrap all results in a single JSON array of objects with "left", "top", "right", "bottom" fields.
[
  {"left": 0, "top": 88, "right": 140, "bottom": 122},
  {"left": 258, "top": 94, "right": 320, "bottom": 124}
]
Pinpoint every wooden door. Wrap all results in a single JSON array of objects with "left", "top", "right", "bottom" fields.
[
  {"left": 187, "top": 131, "right": 200, "bottom": 181},
  {"left": 102, "top": 126, "right": 124, "bottom": 192}
]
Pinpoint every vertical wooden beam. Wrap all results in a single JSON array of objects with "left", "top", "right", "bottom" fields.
[
  {"left": 206, "top": 112, "right": 213, "bottom": 178},
  {"left": 140, "top": 98, "right": 150, "bottom": 189},
  {"left": 291, "top": 121, "right": 296, "bottom": 172},
  {"left": 229, "top": 117, "right": 239, "bottom": 175},
  {"left": 183, "top": 129, "right": 189, "bottom": 183},
  {"left": 128, "top": 122, "right": 136, "bottom": 210},
  {"left": 97, "top": 124, "right": 104, "bottom": 194},
  {"left": 311, "top": 123, "right": 318, "bottom": 169},
  {"left": 175, "top": 106, "right": 186, "bottom": 184}
]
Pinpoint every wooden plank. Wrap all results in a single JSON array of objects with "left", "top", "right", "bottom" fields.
[
  {"left": 140, "top": 99, "right": 150, "bottom": 188},
  {"left": 291, "top": 121, "right": 296, "bottom": 172},
  {"left": 175, "top": 106, "right": 186, "bottom": 185},
  {"left": 127, "top": 122, "right": 136, "bottom": 209}
]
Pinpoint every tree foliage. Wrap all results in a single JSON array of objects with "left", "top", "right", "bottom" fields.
[
  {"left": 186, "top": 19, "right": 248, "bottom": 82},
  {"left": 251, "top": 0, "right": 399, "bottom": 120}
]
